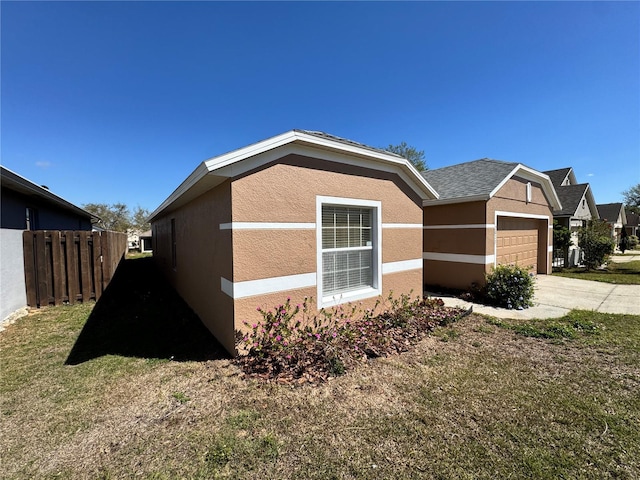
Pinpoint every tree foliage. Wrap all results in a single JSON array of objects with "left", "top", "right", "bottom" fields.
[
  {"left": 83, "top": 203, "right": 150, "bottom": 232},
  {"left": 622, "top": 183, "right": 640, "bottom": 214},
  {"left": 577, "top": 219, "right": 615, "bottom": 270},
  {"left": 385, "top": 142, "right": 428, "bottom": 171}
]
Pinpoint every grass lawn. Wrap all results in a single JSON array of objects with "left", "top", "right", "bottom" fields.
[
  {"left": 553, "top": 260, "right": 640, "bottom": 284},
  {"left": 1, "top": 259, "right": 639, "bottom": 479}
]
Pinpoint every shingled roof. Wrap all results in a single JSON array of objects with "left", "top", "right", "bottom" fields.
[
  {"left": 544, "top": 167, "right": 573, "bottom": 187},
  {"left": 553, "top": 183, "right": 591, "bottom": 216},
  {"left": 597, "top": 203, "right": 626, "bottom": 224},
  {"left": 421, "top": 159, "right": 519, "bottom": 200},
  {"left": 421, "top": 158, "right": 561, "bottom": 209}
]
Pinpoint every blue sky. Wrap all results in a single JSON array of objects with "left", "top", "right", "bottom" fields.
[{"left": 2, "top": 1, "right": 639, "bottom": 212}]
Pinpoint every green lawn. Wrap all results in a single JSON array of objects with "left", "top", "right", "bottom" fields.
[
  {"left": 553, "top": 260, "right": 640, "bottom": 284},
  {"left": 1, "top": 259, "right": 639, "bottom": 479}
]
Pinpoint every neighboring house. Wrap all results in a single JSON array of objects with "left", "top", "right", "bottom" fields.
[
  {"left": 127, "top": 229, "right": 141, "bottom": 251},
  {"left": 543, "top": 167, "right": 599, "bottom": 266},
  {"left": 149, "top": 130, "right": 439, "bottom": 354},
  {"left": 624, "top": 210, "right": 639, "bottom": 238},
  {"left": 421, "top": 159, "right": 561, "bottom": 290},
  {"left": 0, "top": 166, "right": 95, "bottom": 324},
  {"left": 139, "top": 230, "right": 152, "bottom": 253},
  {"left": 597, "top": 203, "right": 627, "bottom": 246}
]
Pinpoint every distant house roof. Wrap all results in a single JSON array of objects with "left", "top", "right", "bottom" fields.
[
  {"left": 625, "top": 210, "right": 639, "bottom": 228},
  {"left": 0, "top": 165, "right": 97, "bottom": 223},
  {"left": 421, "top": 158, "right": 562, "bottom": 210},
  {"left": 553, "top": 183, "right": 598, "bottom": 217},
  {"left": 597, "top": 203, "right": 627, "bottom": 225},
  {"left": 544, "top": 167, "right": 574, "bottom": 187},
  {"left": 149, "top": 130, "right": 439, "bottom": 221}
]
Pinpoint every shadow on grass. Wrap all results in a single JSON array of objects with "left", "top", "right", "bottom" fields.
[{"left": 66, "top": 257, "right": 229, "bottom": 365}]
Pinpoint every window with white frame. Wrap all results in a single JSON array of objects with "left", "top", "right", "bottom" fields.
[{"left": 317, "top": 197, "right": 381, "bottom": 305}]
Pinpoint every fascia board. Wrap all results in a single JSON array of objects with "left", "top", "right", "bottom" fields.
[
  {"left": 621, "top": 208, "right": 627, "bottom": 225},
  {"left": 150, "top": 130, "right": 440, "bottom": 220},
  {"left": 490, "top": 164, "right": 562, "bottom": 211},
  {"left": 209, "top": 131, "right": 439, "bottom": 199},
  {"left": 584, "top": 185, "right": 600, "bottom": 219},
  {"left": 148, "top": 162, "right": 210, "bottom": 221},
  {"left": 422, "top": 194, "right": 490, "bottom": 207},
  {"left": 215, "top": 142, "right": 439, "bottom": 200}
]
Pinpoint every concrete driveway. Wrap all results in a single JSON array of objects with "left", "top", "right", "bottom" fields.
[{"left": 430, "top": 274, "right": 640, "bottom": 320}]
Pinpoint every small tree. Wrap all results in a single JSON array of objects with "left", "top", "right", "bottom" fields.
[
  {"left": 622, "top": 183, "right": 640, "bottom": 214},
  {"left": 385, "top": 142, "right": 428, "bottom": 171},
  {"left": 553, "top": 221, "right": 573, "bottom": 267},
  {"left": 577, "top": 220, "right": 615, "bottom": 270},
  {"left": 619, "top": 227, "right": 629, "bottom": 253}
]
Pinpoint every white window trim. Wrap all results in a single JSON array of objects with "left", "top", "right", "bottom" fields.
[{"left": 316, "top": 195, "right": 382, "bottom": 308}]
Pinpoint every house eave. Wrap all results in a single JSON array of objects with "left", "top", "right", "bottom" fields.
[
  {"left": 422, "top": 194, "right": 490, "bottom": 207},
  {"left": 0, "top": 165, "right": 96, "bottom": 222},
  {"left": 149, "top": 130, "right": 439, "bottom": 222}
]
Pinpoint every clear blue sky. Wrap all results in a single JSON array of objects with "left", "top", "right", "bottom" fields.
[{"left": 2, "top": 1, "right": 639, "bottom": 212}]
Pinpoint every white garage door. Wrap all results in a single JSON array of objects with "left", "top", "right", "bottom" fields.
[{"left": 496, "top": 217, "right": 539, "bottom": 274}]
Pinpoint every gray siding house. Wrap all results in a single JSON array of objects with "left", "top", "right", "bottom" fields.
[{"left": 0, "top": 166, "right": 95, "bottom": 324}]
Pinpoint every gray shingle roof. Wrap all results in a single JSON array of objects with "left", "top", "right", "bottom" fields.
[
  {"left": 597, "top": 203, "right": 624, "bottom": 222},
  {"left": 421, "top": 159, "right": 519, "bottom": 200},
  {"left": 294, "top": 130, "right": 405, "bottom": 160},
  {"left": 625, "top": 211, "right": 639, "bottom": 227},
  {"left": 543, "top": 167, "right": 572, "bottom": 187},
  {"left": 554, "top": 183, "right": 590, "bottom": 216}
]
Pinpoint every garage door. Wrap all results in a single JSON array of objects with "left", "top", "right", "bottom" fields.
[{"left": 496, "top": 217, "right": 539, "bottom": 273}]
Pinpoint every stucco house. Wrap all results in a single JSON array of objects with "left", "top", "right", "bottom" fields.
[
  {"left": 421, "top": 159, "right": 561, "bottom": 290},
  {"left": 543, "top": 167, "right": 599, "bottom": 266},
  {"left": 597, "top": 203, "right": 627, "bottom": 246},
  {"left": 149, "top": 130, "right": 439, "bottom": 354},
  {"left": 0, "top": 166, "right": 95, "bottom": 324}
]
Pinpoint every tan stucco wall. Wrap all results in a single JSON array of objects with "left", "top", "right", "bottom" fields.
[
  {"left": 486, "top": 178, "right": 552, "bottom": 219},
  {"left": 151, "top": 181, "right": 236, "bottom": 354},
  {"left": 231, "top": 156, "right": 424, "bottom": 335},
  {"left": 422, "top": 177, "right": 553, "bottom": 290},
  {"left": 232, "top": 155, "right": 423, "bottom": 223},
  {"left": 234, "top": 269, "right": 423, "bottom": 336},
  {"left": 424, "top": 260, "right": 488, "bottom": 290},
  {"left": 488, "top": 177, "right": 553, "bottom": 274},
  {"left": 423, "top": 201, "right": 486, "bottom": 226},
  {"left": 154, "top": 154, "right": 425, "bottom": 355}
]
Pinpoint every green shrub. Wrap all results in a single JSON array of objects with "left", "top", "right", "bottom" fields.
[
  {"left": 578, "top": 220, "right": 615, "bottom": 270},
  {"left": 485, "top": 264, "right": 535, "bottom": 310},
  {"left": 628, "top": 235, "right": 639, "bottom": 250},
  {"left": 235, "top": 294, "right": 468, "bottom": 383}
]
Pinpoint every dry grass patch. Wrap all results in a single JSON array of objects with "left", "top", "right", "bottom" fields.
[{"left": 1, "top": 267, "right": 639, "bottom": 478}]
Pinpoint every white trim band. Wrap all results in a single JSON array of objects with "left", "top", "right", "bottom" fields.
[
  {"left": 382, "top": 223, "right": 423, "bottom": 229},
  {"left": 220, "top": 222, "right": 315, "bottom": 230},
  {"left": 382, "top": 258, "right": 422, "bottom": 274},
  {"left": 495, "top": 211, "right": 550, "bottom": 220},
  {"left": 423, "top": 224, "right": 495, "bottom": 230},
  {"left": 423, "top": 252, "right": 495, "bottom": 265},
  {"left": 221, "top": 272, "right": 317, "bottom": 299}
]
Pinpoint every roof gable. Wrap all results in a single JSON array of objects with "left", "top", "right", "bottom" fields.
[
  {"left": 597, "top": 203, "right": 627, "bottom": 225},
  {"left": 422, "top": 158, "right": 562, "bottom": 210},
  {"left": 553, "top": 183, "right": 598, "bottom": 218},
  {"left": 543, "top": 167, "right": 576, "bottom": 187},
  {"left": 150, "top": 130, "right": 439, "bottom": 221}
]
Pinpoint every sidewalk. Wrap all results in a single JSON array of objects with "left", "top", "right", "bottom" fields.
[{"left": 427, "top": 274, "right": 640, "bottom": 320}]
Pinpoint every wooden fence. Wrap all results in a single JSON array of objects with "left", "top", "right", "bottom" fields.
[{"left": 23, "top": 230, "right": 128, "bottom": 308}]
